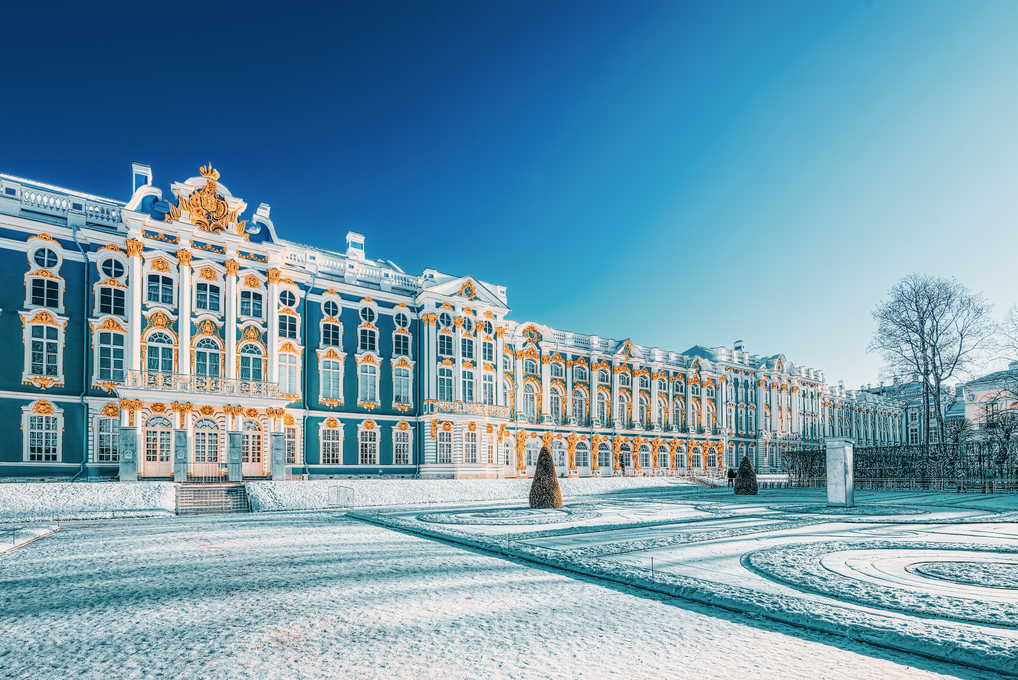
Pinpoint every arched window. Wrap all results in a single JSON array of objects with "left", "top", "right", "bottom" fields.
[
  {"left": 657, "top": 378, "right": 667, "bottom": 391},
  {"left": 146, "top": 332, "right": 174, "bottom": 374},
  {"left": 195, "top": 338, "right": 221, "bottom": 377},
  {"left": 676, "top": 446, "right": 687, "bottom": 468},
  {"left": 193, "top": 418, "right": 220, "bottom": 463},
  {"left": 618, "top": 393, "right": 630, "bottom": 427},
  {"left": 657, "top": 398, "right": 667, "bottom": 429},
  {"left": 619, "top": 443, "right": 632, "bottom": 469},
  {"left": 707, "top": 450, "right": 717, "bottom": 468},
  {"left": 242, "top": 419, "right": 262, "bottom": 466},
  {"left": 704, "top": 385, "right": 715, "bottom": 398},
  {"left": 525, "top": 439, "right": 541, "bottom": 466},
  {"left": 597, "top": 443, "right": 612, "bottom": 470},
  {"left": 619, "top": 372, "right": 630, "bottom": 388},
  {"left": 705, "top": 403, "right": 715, "bottom": 432},
  {"left": 598, "top": 369, "right": 609, "bottom": 384},
  {"left": 657, "top": 445, "right": 670, "bottom": 468},
  {"left": 145, "top": 415, "right": 172, "bottom": 469},
  {"left": 597, "top": 391, "right": 609, "bottom": 424},
  {"left": 639, "top": 375, "right": 650, "bottom": 390},
  {"left": 691, "top": 447, "right": 703, "bottom": 469},
  {"left": 550, "top": 362, "right": 564, "bottom": 378},
  {"left": 574, "top": 365, "right": 588, "bottom": 382},
  {"left": 524, "top": 358, "right": 538, "bottom": 374},
  {"left": 553, "top": 440, "right": 566, "bottom": 468},
  {"left": 639, "top": 444, "right": 651, "bottom": 469},
  {"left": 572, "top": 389, "right": 588, "bottom": 426},
  {"left": 575, "top": 441, "right": 590, "bottom": 468},
  {"left": 239, "top": 343, "right": 262, "bottom": 381},
  {"left": 523, "top": 383, "right": 538, "bottom": 423},
  {"left": 690, "top": 383, "right": 700, "bottom": 397},
  {"left": 674, "top": 399, "right": 685, "bottom": 430},
  {"left": 690, "top": 407, "right": 699, "bottom": 432},
  {"left": 550, "top": 386, "right": 563, "bottom": 425}
]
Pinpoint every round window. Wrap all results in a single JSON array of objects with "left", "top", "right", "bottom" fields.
[
  {"left": 34, "top": 248, "right": 58, "bottom": 269},
  {"left": 462, "top": 318, "right": 473, "bottom": 333},
  {"left": 394, "top": 312, "right": 409, "bottom": 329},
  {"left": 438, "top": 312, "right": 452, "bottom": 328},
  {"left": 323, "top": 300, "right": 339, "bottom": 317},
  {"left": 279, "top": 290, "right": 296, "bottom": 307},
  {"left": 101, "top": 258, "right": 124, "bottom": 279},
  {"left": 359, "top": 306, "right": 376, "bottom": 324}
]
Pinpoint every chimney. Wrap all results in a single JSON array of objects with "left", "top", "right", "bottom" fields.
[
  {"left": 345, "top": 231, "right": 365, "bottom": 261},
  {"left": 733, "top": 340, "right": 745, "bottom": 352}
]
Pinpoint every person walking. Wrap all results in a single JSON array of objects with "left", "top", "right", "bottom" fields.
[
  {"left": 727, "top": 466, "right": 737, "bottom": 488},
  {"left": 957, "top": 468, "right": 967, "bottom": 493}
]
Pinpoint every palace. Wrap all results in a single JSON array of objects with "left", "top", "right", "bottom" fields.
[{"left": 0, "top": 164, "right": 905, "bottom": 481}]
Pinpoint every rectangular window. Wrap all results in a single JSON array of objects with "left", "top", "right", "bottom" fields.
[
  {"left": 438, "top": 368, "right": 453, "bottom": 402},
  {"left": 321, "top": 429, "right": 342, "bottom": 464},
  {"left": 393, "top": 334, "right": 409, "bottom": 356},
  {"left": 240, "top": 291, "right": 262, "bottom": 317},
  {"left": 98, "top": 331, "right": 125, "bottom": 382},
  {"left": 359, "top": 365, "right": 377, "bottom": 403},
  {"left": 286, "top": 426, "right": 298, "bottom": 464},
  {"left": 482, "top": 342, "right": 493, "bottom": 362},
  {"left": 279, "top": 315, "right": 297, "bottom": 339},
  {"left": 438, "top": 334, "right": 453, "bottom": 356},
  {"left": 279, "top": 355, "right": 298, "bottom": 394},
  {"left": 321, "top": 360, "right": 342, "bottom": 399},
  {"left": 196, "top": 283, "right": 220, "bottom": 311},
  {"left": 32, "top": 279, "right": 59, "bottom": 308},
  {"left": 437, "top": 431, "right": 452, "bottom": 464},
  {"left": 148, "top": 275, "right": 173, "bottom": 304},
  {"left": 322, "top": 323, "right": 341, "bottom": 346},
  {"left": 31, "top": 326, "right": 59, "bottom": 376},
  {"left": 462, "top": 371, "right": 474, "bottom": 402},
  {"left": 359, "top": 430, "right": 378, "bottom": 465},
  {"left": 359, "top": 329, "right": 376, "bottom": 353},
  {"left": 394, "top": 431, "right": 410, "bottom": 465},
  {"left": 464, "top": 431, "right": 478, "bottom": 463},
  {"left": 482, "top": 374, "right": 494, "bottom": 405},
  {"left": 461, "top": 338, "right": 473, "bottom": 360},
  {"left": 28, "top": 415, "right": 59, "bottom": 461},
  {"left": 96, "top": 417, "right": 119, "bottom": 462},
  {"left": 99, "top": 287, "right": 125, "bottom": 316}
]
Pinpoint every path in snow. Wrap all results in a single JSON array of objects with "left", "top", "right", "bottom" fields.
[{"left": 0, "top": 511, "right": 998, "bottom": 680}]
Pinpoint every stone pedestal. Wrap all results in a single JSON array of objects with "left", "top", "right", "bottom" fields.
[
  {"left": 826, "top": 437, "right": 854, "bottom": 507},
  {"left": 270, "top": 432, "right": 287, "bottom": 480},
  {"left": 118, "top": 427, "right": 138, "bottom": 481},
  {"left": 173, "top": 430, "right": 188, "bottom": 482},
  {"left": 228, "top": 432, "right": 243, "bottom": 482}
]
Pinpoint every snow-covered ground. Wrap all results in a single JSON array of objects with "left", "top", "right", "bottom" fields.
[
  {"left": 363, "top": 486, "right": 1018, "bottom": 674},
  {"left": 0, "top": 524, "right": 59, "bottom": 554},
  {"left": 0, "top": 482, "right": 176, "bottom": 523},
  {"left": 0, "top": 510, "right": 1003, "bottom": 680}
]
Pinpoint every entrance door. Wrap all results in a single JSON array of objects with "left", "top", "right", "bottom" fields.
[
  {"left": 241, "top": 420, "right": 265, "bottom": 477},
  {"left": 191, "top": 418, "right": 225, "bottom": 480},
  {"left": 143, "top": 416, "right": 173, "bottom": 477}
]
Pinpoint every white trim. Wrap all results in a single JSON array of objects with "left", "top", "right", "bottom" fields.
[{"left": 21, "top": 401, "right": 64, "bottom": 463}]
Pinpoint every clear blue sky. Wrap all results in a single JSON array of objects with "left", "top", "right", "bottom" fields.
[{"left": 4, "top": 1, "right": 1017, "bottom": 388}]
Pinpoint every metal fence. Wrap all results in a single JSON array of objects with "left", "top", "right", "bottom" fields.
[{"left": 781, "top": 443, "right": 1018, "bottom": 493}]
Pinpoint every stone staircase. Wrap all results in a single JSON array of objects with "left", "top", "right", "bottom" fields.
[{"left": 177, "top": 484, "right": 251, "bottom": 515}]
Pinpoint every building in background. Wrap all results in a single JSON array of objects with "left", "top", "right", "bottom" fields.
[{"left": 0, "top": 164, "right": 904, "bottom": 481}]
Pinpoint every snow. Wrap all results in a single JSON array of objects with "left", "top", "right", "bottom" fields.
[
  {"left": 0, "top": 511, "right": 1000, "bottom": 680},
  {"left": 245, "top": 477, "right": 688, "bottom": 512},
  {"left": 0, "top": 524, "right": 59, "bottom": 554},
  {"left": 0, "top": 482, "right": 176, "bottom": 523}
]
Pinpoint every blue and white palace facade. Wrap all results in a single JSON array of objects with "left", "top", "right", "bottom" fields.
[{"left": 0, "top": 164, "right": 905, "bottom": 481}]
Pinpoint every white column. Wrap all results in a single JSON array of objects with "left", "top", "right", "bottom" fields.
[
  {"left": 714, "top": 379, "right": 724, "bottom": 432},
  {"left": 453, "top": 324, "right": 462, "bottom": 402},
  {"left": 514, "top": 353, "right": 524, "bottom": 419},
  {"left": 177, "top": 250, "right": 192, "bottom": 376},
  {"left": 540, "top": 356, "right": 551, "bottom": 423},
  {"left": 224, "top": 260, "right": 238, "bottom": 379},
  {"left": 650, "top": 370, "right": 659, "bottom": 429},
  {"left": 612, "top": 365, "right": 621, "bottom": 427},
  {"left": 755, "top": 380, "right": 764, "bottom": 432},
  {"left": 495, "top": 329, "right": 505, "bottom": 407},
  {"left": 565, "top": 358, "right": 574, "bottom": 423},
  {"left": 267, "top": 269, "right": 280, "bottom": 387},
  {"left": 126, "top": 239, "right": 143, "bottom": 372}
]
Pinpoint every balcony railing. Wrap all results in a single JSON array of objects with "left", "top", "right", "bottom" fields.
[
  {"left": 123, "top": 371, "right": 281, "bottom": 398},
  {"left": 423, "top": 400, "right": 511, "bottom": 419}
]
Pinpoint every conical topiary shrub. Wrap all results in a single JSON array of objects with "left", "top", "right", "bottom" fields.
[
  {"left": 734, "top": 456, "right": 758, "bottom": 495},
  {"left": 529, "top": 446, "right": 563, "bottom": 509}
]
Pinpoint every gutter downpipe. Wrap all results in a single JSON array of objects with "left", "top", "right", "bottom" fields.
[
  {"left": 301, "top": 264, "right": 319, "bottom": 478},
  {"left": 70, "top": 225, "right": 90, "bottom": 481},
  {"left": 413, "top": 305, "right": 422, "bottom": 480}
]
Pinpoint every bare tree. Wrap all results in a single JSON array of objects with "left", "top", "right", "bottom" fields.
[{"left": 869, "top": 274, "right": 993, "bottom": 446}]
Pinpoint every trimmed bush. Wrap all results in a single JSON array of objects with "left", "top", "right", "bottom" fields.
[
  {"left": 529, "top": 446, "right": 563, "bottom": 508},
  {"left": 734, "top": 456, "right": 758, "bottom": 495}
]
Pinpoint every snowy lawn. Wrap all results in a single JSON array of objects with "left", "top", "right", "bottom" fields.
[
  {"left": 0, "top": 482, "right": 176, "bottom": 523},
  {"left": 0, "top": 524, "right": 59, "bottom": 555},
  {"left": 0, "top": 512, "right": 1000, "bottom": 680}
]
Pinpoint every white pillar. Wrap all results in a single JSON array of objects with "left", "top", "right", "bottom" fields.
[
  {"left": 540, "top": 355, "right": 551, "bottom": 423},
  {"left": 565, "top": 358, "right": 574, "bottom": 423},
  {"left": 126, "top": 239, "right": 143, "bottom": 372},
  {"left": 650, "top": 370, "right": 659, "bottom": 430},
  {"left": 177, "top": 250, "right": 192, "bottom": 376},
  {"left": 224, "top": 260, "right": 238, "bottom": 379},
  {"left": 267, "top": 269, "right": 280, "bottom": 388},
  {"left": 495, "top": 329, "right": 505, "bottom": 406}
]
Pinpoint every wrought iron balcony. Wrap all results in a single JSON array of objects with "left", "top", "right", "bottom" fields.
[
  {"left": 123, "top": 371, "right": 280, "bottom": 398},
  {"left": 423, "top": 400, "right": 511, "bottom": 419}
]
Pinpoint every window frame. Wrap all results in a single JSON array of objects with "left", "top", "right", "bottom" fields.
[{"left": 22, "top": 401, "right": 63, "bottom": 462}]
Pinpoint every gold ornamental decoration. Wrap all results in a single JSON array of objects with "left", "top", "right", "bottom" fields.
[
  {"left": 101, "top": 403, "right": 120, "bottom": 418},
  {"left": 244, "top": 408, "right": 259, "bottom": 418},
  {"left": 364, "top": 419, "right": 375, "bottom": 430},
  {"left": 32, "top": 400, "right": 55, "bottom": 415},
  {"left": 199, "top": 405, "right": 216, "bottom": 416},
  {"left": 170, "top": 165, "right": 247, "bottom": 235},
  {"left": 326, "top": 417, "right": 339, "bottom": 429}
]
